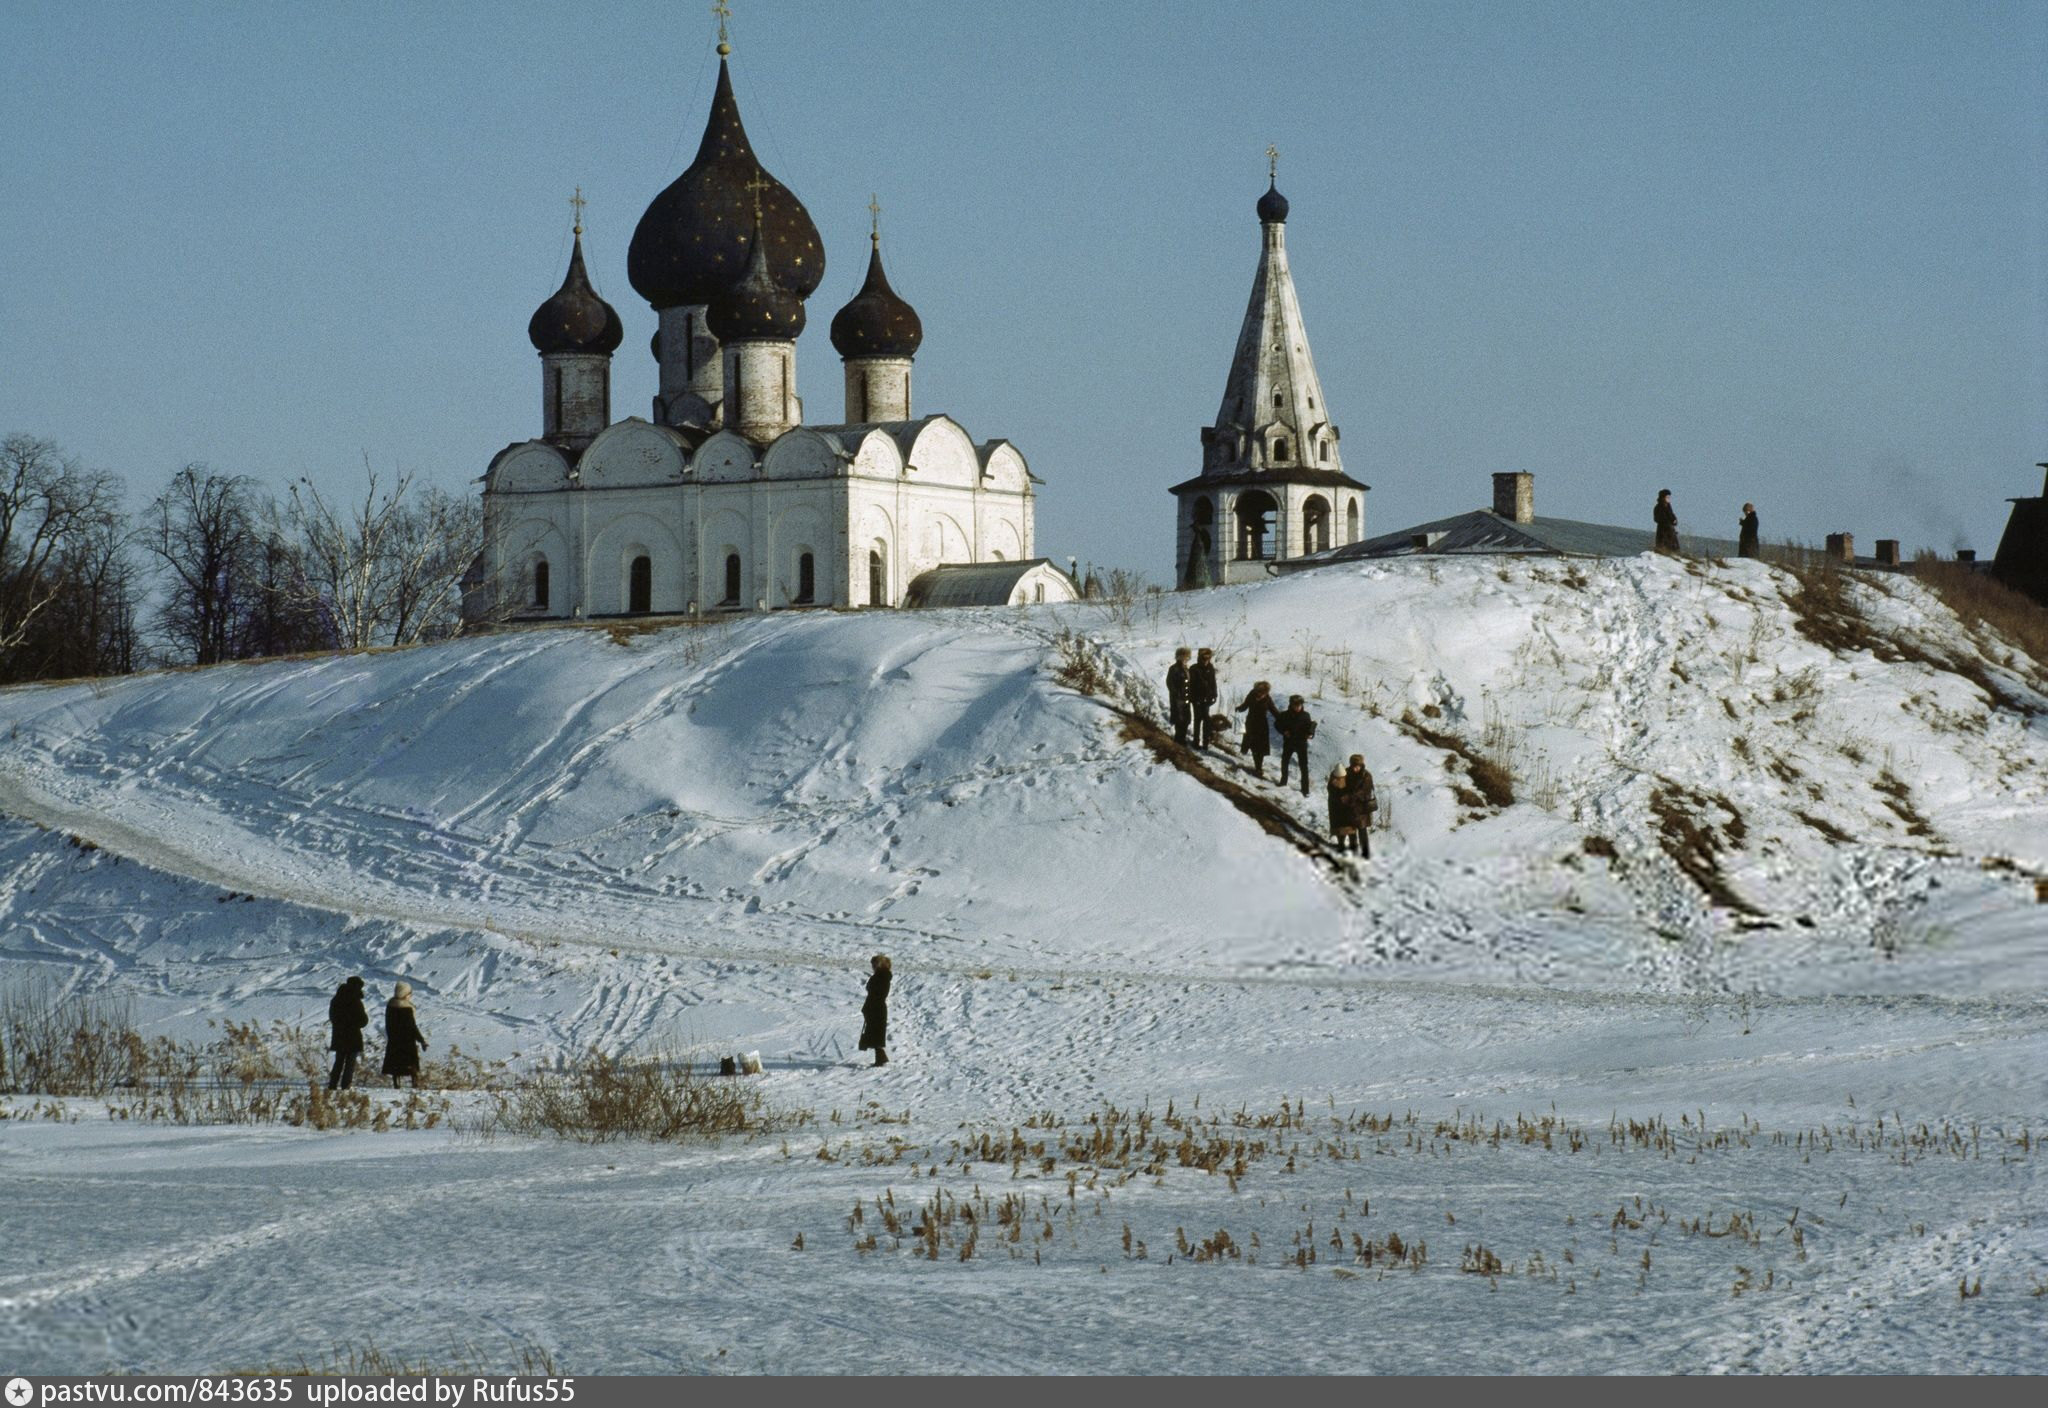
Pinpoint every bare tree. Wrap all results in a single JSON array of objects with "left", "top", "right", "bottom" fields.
[
  {"left": 286, "top": 464, "right": 485, "bottom": 649},
  {"left": 144, "top": 465, "right": 264, "bottom": 665},
  {"left": 0, "top": 434, "right": 123, "bottom": 665}
]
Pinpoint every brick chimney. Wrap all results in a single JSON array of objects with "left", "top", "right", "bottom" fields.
[
  {"left": 1956, "top": 548, "right": 1976, "bottom": 562},
  {"left": 1825, "top": 532, "right": 1854, "bottom": 562},
  {"left": 1875, "top": 539, "right": 1901, "bottom": 566},
  {"left": 1491, "top": 472, "right": 1534, "bottom": 524}
]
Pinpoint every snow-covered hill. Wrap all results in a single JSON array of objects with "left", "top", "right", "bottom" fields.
[{"left": 2, "top": 554, "right": 2044, "bottom": 1373}]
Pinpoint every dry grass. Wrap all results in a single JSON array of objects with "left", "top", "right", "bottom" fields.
[
  {"left": 1399, "top": 710, "right": 1514, "bottom": 809},
  {"left": 1913, "top": 557, "right": 2048, "bottom": 693},
  {"left": 1648, "top": 783, "right": 1762, "bottom": 915},
  {"left": 1781, "top": 558, "right": 2038, "bottom": 716},
  {"left": 476, "top": 1045, "right": 794, "bottom": 1144}
]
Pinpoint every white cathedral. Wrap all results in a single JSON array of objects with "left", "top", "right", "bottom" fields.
[
  {"left": 478, "top": 38, "right": 1077, "bottom": 619},
  {"left": 1171, "top": 163, "right": 1368, "bottom": 586}
]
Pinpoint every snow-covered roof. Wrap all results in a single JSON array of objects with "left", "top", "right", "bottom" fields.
[{"left": 1289, "top": 508, "right": 1742, "bottom": 566}]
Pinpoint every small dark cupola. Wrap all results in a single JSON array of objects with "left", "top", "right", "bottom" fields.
[
  {"left": 1256, "top": 180, "right": 1290, "bottom": 224},
  {"left": 626, "top": 32, "right": 824, "bottom": 311},
  {"left": 528, "top": 217, "right": 623, "bottom": 356},
  {"left": 706, "top": 190, "right": 806, "bottom": 343},
  {"left": 830, "top": 204, "right": 923, "bottom": 361}
]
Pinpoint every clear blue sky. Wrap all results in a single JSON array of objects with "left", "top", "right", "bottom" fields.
[{"left": 2, "top": 1, "right": 2042, "bottom": 576}]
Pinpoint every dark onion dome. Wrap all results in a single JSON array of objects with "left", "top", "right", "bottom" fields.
[
  {"left": 528, "top": 232, "right": 624, "bottom": 355},
  {"left": 1257, "top": 180, "right": 1289, "bottom": 224},
  {"left": 829, "top": 239, "right": 923, "bottom": 360},
  {"left": 705, "top": 210, "right": 805, "bottom": 342},
  {"left": 627, "top": 60, "right": 825, "bottom": 310}
]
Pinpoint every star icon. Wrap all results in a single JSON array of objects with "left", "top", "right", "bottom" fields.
[{"left": 6, "top": 1378, "right": 34, "bottom": 1407}]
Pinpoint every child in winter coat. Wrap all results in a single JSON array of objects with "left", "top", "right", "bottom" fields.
[{"left": 1327, "top": 768, "right": 1356, "bottom": 852}]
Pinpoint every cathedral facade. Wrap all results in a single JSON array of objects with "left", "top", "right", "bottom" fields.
[
  {"left": 1170, "top": 170, "right": 1368, "bottom": 586},
  {"left": 479, "top": 42, "right": 1074, "bottom": 619}
]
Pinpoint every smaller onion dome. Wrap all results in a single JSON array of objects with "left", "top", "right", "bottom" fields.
[
  {"left": 528, "top": 232, "right": 623, "bottom": 355},
  {"left": 706, "top": 208, "right": 806, "bottom": 342},
  {"left": 1256, "top": 180, "right": 1289, "bottom": 224},
  {"left": 829, "top": 237, "right": 923, "bottom": 360}
]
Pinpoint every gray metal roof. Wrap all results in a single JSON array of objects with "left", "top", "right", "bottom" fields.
[
  {"left": 904, "top": 558, "right": 1065, "bottom": 608},
  {"left": 1286, "top": 509, "right": 1743, "bottom": 567}
]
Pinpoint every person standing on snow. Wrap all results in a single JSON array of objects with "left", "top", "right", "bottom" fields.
[
  {"left": 858, "top": 954, "right": 892, "bottom": 1068},
  {"left": 1236, "top": 681, "right": 1280, "bottom": 778},
  {"left": 1738, "top": 503, "right": 1761, "bottom": 559},
  {"left": 1653, "top": 489, "right": 1681, "bottom": 555},
  {"left": 1166, "top": 647, "right": 1193, "bottom": 745},
  {"left": 1275, "top": 695, "right": 1317, "bottom": 795},
  {"left": 1188, "top": 648, "right": 1219, "bottom": 747},
  {"left": 1344, "top": 755, "right": 1377, "bottom": 860},
  {"left": 327, "top": 976, "right": 369, "bottom": 1091},
  {"left": 1327, "top": 767, "right": 1356, "bottom": 852},
  {"left": 381, "top": 981, "right": 429, "bottom": 1089}
]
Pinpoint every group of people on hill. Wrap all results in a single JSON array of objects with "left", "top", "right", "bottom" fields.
[
  {"left": 325, "top": 975, "right": 427, "bottom": 1090},
  {"left": 1165, "top": 647, "right": 1376, "bottom": 856},
  {"left": 1654, "top": 490, "right": 1762, "bottom": 559}
]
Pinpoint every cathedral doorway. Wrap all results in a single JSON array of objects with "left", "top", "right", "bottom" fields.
[
  {"left": 723, "top": 553, "right": 742, "bottom": 605},
  {"left": 628, "top": 556, "right": 651, "bottom": 614},
  {"left": 1235, "top": 491, "right": 1277, "bottom": 560},
  {"left": 1303, "top": 496, "right": 1331, "bottom": 554},
  {"left": 868, "top": 548, "right": 887, "bottom": 607}
]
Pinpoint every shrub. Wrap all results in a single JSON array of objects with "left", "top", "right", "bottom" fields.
[{"left": 477, "top": 1046, "right": 788, "bottom": 1144}]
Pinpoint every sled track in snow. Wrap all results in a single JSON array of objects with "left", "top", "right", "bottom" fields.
[{"left": 2, "top": 761, "right": 2042, "bottom": 1022}]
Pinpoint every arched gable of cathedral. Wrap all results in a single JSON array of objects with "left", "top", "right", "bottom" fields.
[
  {"left": 486, "top": 442, "right": 573, "bottom": 494},
  {"left": 579, "top": 420, "right": 686, "bottom": 489},
  {"left": 762, "top": 428, "right": 849, "bottom": 481},
  {"left": 976, "top": 440, "right": 1031, "bottom": 495},
  {"left": 585, "top": 510, "right": 685, "bottom": 614},
  {"left": 846, "top": 428, "right": 906, "bottom": 480},
  {"left": 902, "top": 416, "right": 979, "bottom": 488},
  {"left": 912, "top": 511, "right": 972, "bottom": 572},
  {"left": 693, "top": 430, "right": 759, "bottom": 483}
]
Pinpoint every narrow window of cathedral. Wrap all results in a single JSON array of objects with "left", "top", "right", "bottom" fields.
[
  {"left": 724, "top": 553, "right": 742, "bottom": 605},
  {"left": 1319, "top": 440, "right": 1329, "bottom": 463},
  {"left": 1274, "top": 439, "right": 1289, "bottom": 463},
  {"left": 1035, "top": 583, "right": 1045, "bottom": 603},
  {"left": 858, "top": 375, "right": 868, "bottom": 424},
  {"left": 533, "top": 560, "right": 550, "bottom": 611},
  {"left": 1193, "top": 496, "right": 1214, "bottom": 529},
  {"left": 797, "top": 552, "right": 815, "bottom": 604},
  {"left": 1272, "top": 392, "right": 1283, "bottom": 409},
  {"left": 629, "top": 556, "right": 652, "bottom": 614},
  {"left": 868, "top": 549, "right": 887, "bottom": 607},
  {"left": 1346, "top": 499, "right": 1360, "bottom": 543},
  {"left": 548, "top": 366, "right": 561, "bottom": 431}
]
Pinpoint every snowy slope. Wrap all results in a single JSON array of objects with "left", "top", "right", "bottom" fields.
[{"left": 2, "top": 554, "right": 2045, "bottom": 1373}]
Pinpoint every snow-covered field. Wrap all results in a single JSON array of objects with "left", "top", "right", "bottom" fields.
[{"left": 2, "top": 555, "right": 2044, "bottom": 1373}]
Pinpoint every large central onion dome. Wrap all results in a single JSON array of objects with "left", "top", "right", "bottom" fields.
[
  {"left": 706, "top": 209, "right": 806, "bottom": 342},
  {"left": 829, "top": 236, "right": 923, "bottom": 360},
  {"left": 627, "top": 59, "right": 825, "bottom": 310},
  {"left": 528, "top": 231, "right": 624, "bottom": 355},
  {"left": 1257, "top": 179, "right": 1290, "bottom": 224}
]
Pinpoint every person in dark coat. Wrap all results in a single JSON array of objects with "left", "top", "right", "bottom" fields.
[
  {"left": 1653, "top": 490, "right": 1681, "bottom": 555},
  {"left": 1738, "top": 503, "right": 1760, "bottom": 559},
  {"left": 1326, "top": 768, "right": 1357, "bottom": 853},
  {"left": 1275, "top": 695, "right": 1317, "bottom": 795},
  {"left": 326, "top": 976, "right": 368, "bottom": 1091},
  {"left": 1188, "top": 649, "right": 1219, "bottom": 747},
  {"left": 381, "top": 981, "right": 428, "bottom": 1088},
  {"left": 1166, "top": 648, "right": 1193, "bottom": 745},
  {"left": 1344, "top": 755, "right": 1376, "bottom": 860},
  {"left": 1236, "top": 681, "right": 1279, "bottom": 777},
  {"left": 858, "top": 954, "right": 892, "bottom": 1067}
]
